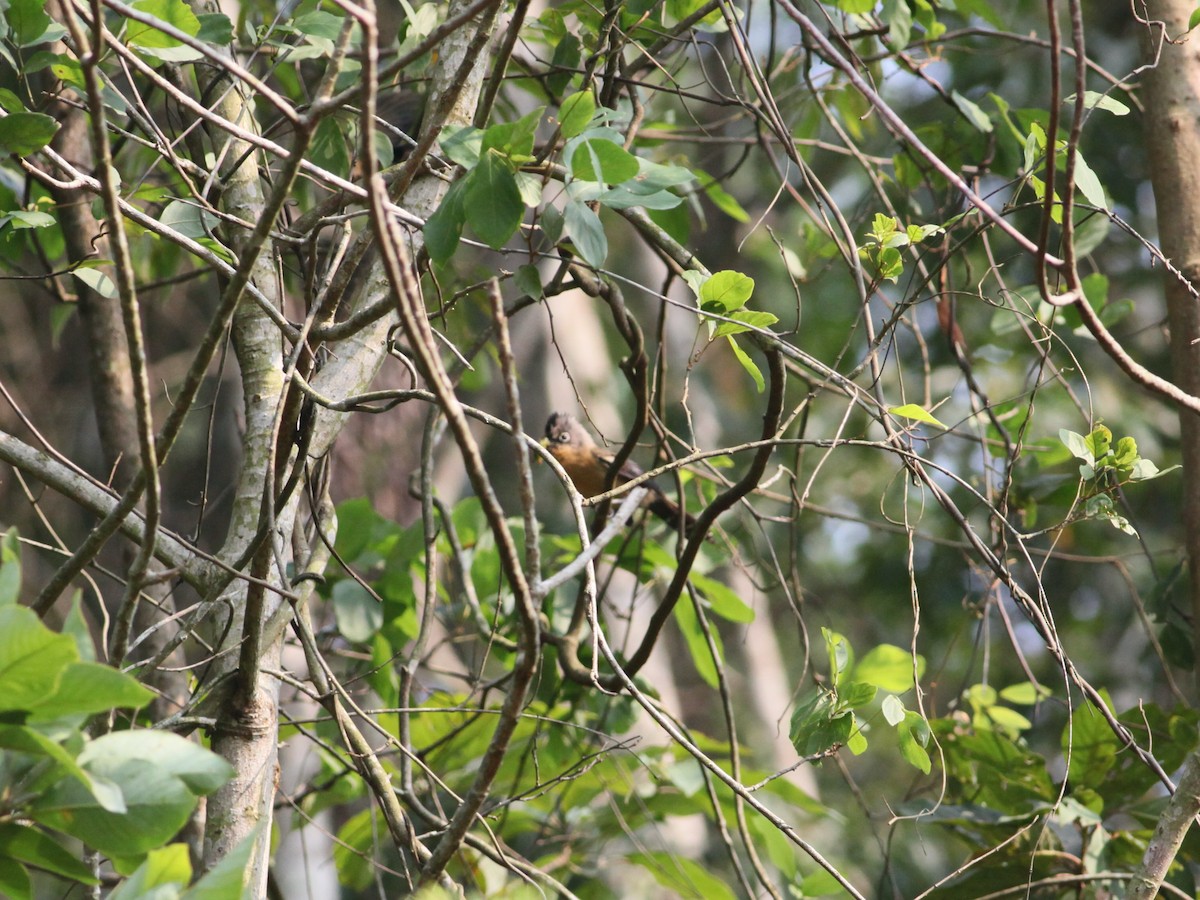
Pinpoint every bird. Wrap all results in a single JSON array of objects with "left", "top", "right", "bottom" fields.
[{"left": 542, "top": 412, "right": 695, "bottom": 533}]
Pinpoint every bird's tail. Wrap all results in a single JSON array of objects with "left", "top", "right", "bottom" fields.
[{"left": 648, "top": 490, "right": 696, "bottom": 534}]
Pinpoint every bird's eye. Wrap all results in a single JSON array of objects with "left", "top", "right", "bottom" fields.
[{"left": 555, "top": 432, "right": 570, "bottom": 443}]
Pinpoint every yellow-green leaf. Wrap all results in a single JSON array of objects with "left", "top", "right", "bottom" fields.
[{"left": 889, "top": 404, "right": 947, "bottom": 429}]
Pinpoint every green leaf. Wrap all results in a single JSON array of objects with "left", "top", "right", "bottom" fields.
[
  {"left": 480, "top": 107, "right": 541, "bottom": 160},
  {"left": 79, "top": 730, "right": 234, "bottom": 795},
  {"left": 691, "top": 572, "right": 755, "bottom": 624},
  {"left": 0, "top": 856, "right": 29, "bottom": 900},
  {"left": 0, "top": 606, "right": 78, "bottom": 711},
  {"left": 888, "top": 403, "right": 947, "bottom": 429},
  {"left": 332, "top": 579, "right": 383, "bottom": 643},
  {"left": 1059, "top": 428, "right": 1092, "bottom": 465},
  {"left": 883, "top": 0, "right": 912, "bottom": 48},
  {"left": 308, "top": 116, "right": 351, "bottom": 180},
  {"left": 570, "top": 138, "right": 640, "bottom": 184},
  {"left": 464, "top": 152, "right": 523, "bottom": 249},
  {"left": 7, "top": 0, "right": 63, "bottom": 47},
  {"left": 0, "top": 725, "right": 122, "bottom": 811},
  {"left": 1190, "top": 5, "right": 1200, "bottom": 31},
  {"left": 0, "top": 528, "right": 19, "bottom": 605},
  {"left": 159, "top": 200, "right": 219, "bottom": 240},
  {"left": 71, "top": 267, "right": 117, "bottom": 299},
  {"left": 853, "top": 643, "right": 923, "bottom": 693},
  {"left": 181, "top": 825, "right": 258, "bottom": 899},
  {"left": 712, "top": 308, "right": 778, "bottom": 339},
  {"left": 558, "top": 90, "right": 595, "bottom": 139},
  {"left": 514, "top": 263, "right": 542, "bottom": 298},
  {"left": 27, "top": 662, "right": 154, "bottom": 720},
  {"left": 673, "top": 593, "right": 720, "bottom": 688},
  {"left": 439, "top": 125, "right": 482, "bottom": 168},
  {"left": 999, "top": 682, "right": 1050, "bottom": 705},
  {"left": 563, "top": 198, "right": 607, "bottom": 267},
  {"left": 1066, "top": 90, "right": 1129, "bottom": 116},
  {"left": 0, "top": 112, "right": 59, "bottom": 155},
  {"left": 195, "top": 12, "right": 232, "bottom": 44},
  {"left": 951, "top": 90, "right": 993, "bottom": 133},
  {"left": 881, "top": 693, "right": 905, "bottom": 726},
  {"left": 1072, "top": 149, "right": 1108, "bottom": 210},
  {"left": 627, "top": 851, "right": 737, "bottom": 900},
  {"left": 3, "top": 209, "right": 54, "bottom": 229},
  {"left": 727, "top": 337, "right": 764, "bottom": 392},
  {"left": 699, "top": 269, "right": 755, "bottom": 312},
  {"left": 0, "top": 822, "right": 99, "bottom": 885},
  {"left": 790, "top": 690, "right": 852, "bottom": 756},
  {"left": 898, "top": 712, "right": 932, "bottom": 773},
  {"left": 108, "top": 844, "right": 190, "bottom": 899},
  {"left": 547, "top": 33, "right": 580, "bottom": 95},
  {"left": 35, "top": 759, "right": 195, "bottom": 857},
  {"left": 423, "top": 179, "right": 467, "bottom": 264},
  {"left": 126, "top": 0, "right": 201, "bottom": 48}
]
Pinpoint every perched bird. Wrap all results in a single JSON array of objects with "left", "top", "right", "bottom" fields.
[{"left": 542, "top": 412, "right": 695, "bottom": 532}]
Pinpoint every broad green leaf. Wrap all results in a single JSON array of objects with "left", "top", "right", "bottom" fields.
[
  {"left": 0, "top": 606, "right": 78, "bottom": 711},
  {"left": 1067, "top": 91, "right": 1129, "bottom": 116},
  {"left": 898, "top": 712, "right": 932, "bottom": 773},
  {"left": 547, "top": 33, "right": 580, "bottom": 94},
  {"left": 951, "top": 90, "right": 993, "bottom": 133},
  {"left": 159, "top": 200, "right": 219, "bottom": 240},
  {"left": 195, "top": 13, "right": 232, "bottom": 44},
  {"left": 1072, "top": 149, "right": 1108, "bottom": 210},
  {"left": 0, "top": 822, "right": 99, "bottom": 884},
  {"left": 72, "top": 267, "right": 117, "bottom": 299},
  {"left": 35, "top": 759, "right": 196, "bottom": 857},
  {"left": 480, "top": 107, "right": 541, "bottom": 160},
  {"left": 673, "top": 592, "right": 720, "bottom": 688},
  {"left": 790, "top": 690, "right": 852, "bottom": 756},
  {"left": 563, "top": 198, "right": 607, "bottom": 267},
  {"left": 7, "top": 0, "right": 64, "bottom": 47},
  {"left": 712, "top": 308, "right": 778, "bottom": 339},
  {"left": 691, "top": 572, "right": 755, "bottom": 623},
  {"left": 558, "top": 90, "right": 595, "bottom": 139},
  {"left": 0, "top": 528, "right": 19, "bottom": 604},
  {"left": 464, "top": 152, "right": 522, "bottom": 249},
  {"left": 570, "top": 138, "right": 640, "bottom": 184},
  {"left": 79, "top": 730, "right": 234, "bottom": 795},
  {"left": 699, "top": 269, "right": 754, "bottom": 312},
  {"left": 332, "top": 579, "right": 383, "bottom": 643},
  {"left": 727, "top": 336, "right": 764, "bottom": 392},
  {"left": 3, "top": 209, "right": 54, "bottom": 229},
  {"left": 883, "top": 0, "right": 912, "bottom": 48},
  {"left": 1059, "top": 428, "right": 1092, "bottom": 464},
  {"left": 846, "top": 715, "right": 868, "bottom": 754},
  {"left": 27, "top": 661, "right": 154, "bottom": 720},
  {"left": 308, "top": 117, "right": 351, "bottom": 180},
  {"left": 108, "top": 843, "right": 190, "bottom": 899},
  {"left": 881, "top": 693, "right": 905, "bottom": 726},
  {"left": 627, "top": 851, "right": 737, "bottom": 900},
  {"left": 889, "top": 404, "right": 947, "bottom": 429},
  {"left": 853, "top": 643, "right": 923, "bottom": 693},
  {"left": 703, "top": 178, "right": 749, "bottom": 222},
  {"left": 0, "top": 725, "right": 124, "bottom": 812},
  {"left": 438, "top": 125, "right": 482, "bottom": 168},
  {"left": 0, "top": 112, "right": 59, "bottom": 155},
  {"left": 0, "top": 856, "right": 29, "bottom": 900},
  {"left": 423, "top": 179, "right": 467, "bottom": 264},
  {"left": 181, "top": 825, "right": 258, "bottom": 899},
  {"left": 514, "top": 263, "right": 542, "bottom": 298},
  {"left": 127, "top": 0, "right": 201, "bottom": 48},
  {"left": 999, "top": 682, "right": 1050, "bottom": 705}
]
